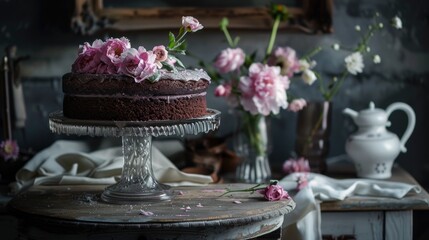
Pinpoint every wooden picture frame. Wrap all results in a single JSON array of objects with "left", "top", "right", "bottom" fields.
[{"left": 72, "top": 0, "right": 333, "bottom": 35}]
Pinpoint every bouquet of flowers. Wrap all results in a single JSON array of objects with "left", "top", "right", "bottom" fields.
[{"left": 202, "top": 4, "right": 316, "bottom": 182}]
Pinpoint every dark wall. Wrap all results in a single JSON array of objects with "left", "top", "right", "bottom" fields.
[{"left": 1, "top": 0, "right": 429, "bottom": 188}]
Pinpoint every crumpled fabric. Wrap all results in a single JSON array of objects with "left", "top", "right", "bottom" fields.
[
  {"left": 10, "top": 140, "right": 213, "bottom": 194},
  {"left": 279, "top": 172, "right": 425, "bottom": 240}
]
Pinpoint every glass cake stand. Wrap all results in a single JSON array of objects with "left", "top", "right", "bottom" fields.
[{"left": 48, "top": 109, "right": 221, "bottom": 204}]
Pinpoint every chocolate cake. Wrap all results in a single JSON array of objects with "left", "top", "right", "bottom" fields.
[{"left": 62, "top": 69, "right": 211, "bottom": 121}]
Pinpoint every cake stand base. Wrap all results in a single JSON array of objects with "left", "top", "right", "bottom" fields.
[{"left": 100, "top": 135, "right": 173, "bottom": 204}]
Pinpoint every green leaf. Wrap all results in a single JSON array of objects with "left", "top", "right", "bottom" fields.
[
  {"left": 161, "top": 61, "right": 176, "bottom": 72},
  {"left": 169, "top": 55, "right": 186, "bottom": 69},
  {"left": 146, "top": 72, "right": 161, "bottom": 83},
  {"left": 168, "top": 32, "right": 176, "bottom": 49}
]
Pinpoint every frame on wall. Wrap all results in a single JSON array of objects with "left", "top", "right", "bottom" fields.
[{"left": 72, "top": 0, "right": 333, "bottom": 35}]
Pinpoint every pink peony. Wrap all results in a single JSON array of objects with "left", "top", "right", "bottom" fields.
[
  {"left": 182, "top": 16, "right": 203, "bottom": 32},
  {"left": 239, "top": 63, "right": 289, "bottom": 116},
  {"left": 214, "top": 48, "right": 245, "bottom": 73},
  {"left": 258, "top": 184, "right": 290, "bottom": 201},
  {"left": 118, "top": 48, "right": 158, "bottom": 82},
  {"left": 288, "top": 98, "right": 307, "bottom": 112},
  {"left": 214, "top": 83, "right": 232, "bottom": 97},
  {"left": 100, "top": 37, "right": 131, "bottom": 72},
  {"left": 71, "top": 46, "right": 103, "bottom": 74},
  {"left": 267, "top": 46, "right": 300, "bottom": 77},
  {"left": 283, "top": 157, "right": 310, "bottom": 174},
  {"left": 0, "top": 139, "right": 19, "bottom": 161}
]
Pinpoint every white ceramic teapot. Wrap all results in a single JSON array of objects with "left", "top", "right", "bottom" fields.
[{"left": 343, "top": 102, "right": 416, "bottom": 179}]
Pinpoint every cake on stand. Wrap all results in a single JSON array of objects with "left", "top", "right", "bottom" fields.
[{"left": 49, "top": 109, "right": 220, "bottom": 204}]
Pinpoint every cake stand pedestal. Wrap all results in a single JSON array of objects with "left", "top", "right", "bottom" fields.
[{"left": 48, "top": 109, "right": 221, "bottom": 204}]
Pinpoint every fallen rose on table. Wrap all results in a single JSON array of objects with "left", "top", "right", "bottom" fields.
[{"left": 220, "top": 180, "right": 291, "bottom": 201}]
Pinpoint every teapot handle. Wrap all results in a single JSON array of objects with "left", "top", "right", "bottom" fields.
[{"left": 385, "top": 102, "right": 416, "bottom": 153}]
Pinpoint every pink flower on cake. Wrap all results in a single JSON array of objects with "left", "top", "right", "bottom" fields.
[
  {"left": 214, "top": 83, "right": 232, "bottom": 97},
  {"left": 214, "top": 48, "right": 245, "bottom": 73},
  {"left": 239, "top": 63, "right": 289, "bottom": 116},
  {"left": 118, "top": 48, "right": 158, "bottom": 83},
  {"left": 152, "top": 45, "right": 168, "bottom": 68},
  {"left": 100, "top": 37, "right": 131, "bottom": 70},
  {"left": 267, "top": 46, "right": 301, "bottom": 77},
  {"left": 288, "top": 98, "right": 307, "bottom": 112},
  {"left": 182, "top": 16, "right": 203, "bottom": 32},
  {"left": 71, "top": 45, "right": 103, "bottom": 74}
]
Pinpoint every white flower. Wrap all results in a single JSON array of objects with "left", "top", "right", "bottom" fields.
[
  {"left": 378, "top": 23, "right": 384, "bottom": 29},
  {"left": 299, "top": 59, "right": 316, "bottom": 71},
  {"left": 366, "top": 47, "right": 371, "bottom": 52},
  {"left": 345, "top": 52, "right": 364, "bottom": 75},
  {"left": 392, "top": 16, "right": 402, "bottom": 29},
  {"left": 332, "top": 43, "right": 340, "bottom": 51},
  {"left": 355, "top": 25, "right": 361, "bottom": 31},
  {"left": 373, "top": 54, "right": 381, "bottom": 64},
  {"left": 301, "top": 69, "right": 317, "bottom": 85}
]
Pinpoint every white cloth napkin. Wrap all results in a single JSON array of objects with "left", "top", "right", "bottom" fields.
[
  {"left": 10, "top": 140, "right": 213, "bottom": 194},
  {"left": 279, "top": 172, "right": 425, "bottom": 240}
]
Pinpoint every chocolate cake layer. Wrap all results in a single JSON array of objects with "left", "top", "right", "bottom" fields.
[
  {"left": 62, "top": 70, "right": 211, "bottom": 121},
  {"left": 63, "top": 93, "right": 207, "bottom": 121},
  {"left": 63, "top": 71, "right": 210, "bottom": 96}
]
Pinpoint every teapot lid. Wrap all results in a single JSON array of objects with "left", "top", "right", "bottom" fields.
[{"left": 355, "top": 102, "right": 388, "bottom": 126}]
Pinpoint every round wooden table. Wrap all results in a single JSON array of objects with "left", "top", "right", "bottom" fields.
[{"left": 8, "top": 184, "right": 295, "bottom": 240}]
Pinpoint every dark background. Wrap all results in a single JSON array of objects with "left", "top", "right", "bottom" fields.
[{"left": 0, "top": 0, "right": 428, "bottom": 238}]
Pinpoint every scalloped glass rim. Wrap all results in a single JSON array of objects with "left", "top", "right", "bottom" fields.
[{"left": 49, "top": 109, "right": 221, "bottom": 137}]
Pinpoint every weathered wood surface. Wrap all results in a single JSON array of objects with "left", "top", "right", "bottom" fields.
[
  {"left": 321, "top": 164, "right": 429, "bottom": 211},
  {"left": 8, "top": 184, "right": 295, "bottom": 239}
]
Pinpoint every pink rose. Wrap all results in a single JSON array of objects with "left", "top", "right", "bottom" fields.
[
  {"left": 153, "top": 45, "right": 168, "bottom": 68},
  {"left": 267, "top": 46, "right": 300, "bottom": 77},
  {"left": 258, "top": 184, "right": 290, "bottom": 201},
  {"left": 182, "top": 16, "right": 203, "bottom": 32},
  {"left": 100, "top": 37, "right": 131, "bottom": 71},
  {"left": 283, "top": 157, "right": 310, "bottom": 174},
  {"left": 214, "top": 83, "right": 232, "bottom": 97},
  {"left": 214, "top": 48, "right": 245, "bottom": 73},
  {"left": 239, "top": 63, "right": 289, "bottom": 116},
  {"left": 118, "top": 48, "right": 158, "bottom": 82},
  {"left": 288, "top": 98, "right": 307, "bottom": 112},
  {"left": 71, "top": 46, "right": 103, "bottom": 73}
]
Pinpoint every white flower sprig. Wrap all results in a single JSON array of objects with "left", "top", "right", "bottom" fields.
[{"left": 311, "top": 14, "right": 403, "bottom": 101}]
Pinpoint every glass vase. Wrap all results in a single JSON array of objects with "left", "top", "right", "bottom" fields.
[
  {"left": 294, "top": 101, "right": 332, "bottom": 173},
  {"left": 233, "top": 110, "right": 271, "bottom": 183}
]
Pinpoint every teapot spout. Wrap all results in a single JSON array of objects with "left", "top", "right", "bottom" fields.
[{"left": 343, "top": 108, "right": 359, "bottom": 119}]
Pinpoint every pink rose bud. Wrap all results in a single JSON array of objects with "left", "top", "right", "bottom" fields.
[
  {"left": 288, "top": 98, "right": 307, "bottom": 112},
  {"left": 214, "top": 84, "right": 232, "bottom": 97},
  {"left": 259, "top": 184, "right": 290, "bottom": 201},
  {"left": 182, "top": 16, "right": 204, "bottom": 32},
  {"left": 153, "top": 45, "right": 168, "bottom": 62}
]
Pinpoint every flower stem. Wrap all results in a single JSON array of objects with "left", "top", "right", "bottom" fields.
[
  {"left": 265, "top": 15, "right": 281, "bottom": 60},
  {"left": 219, "top": 184, "right": 266, "bottom": 197}
]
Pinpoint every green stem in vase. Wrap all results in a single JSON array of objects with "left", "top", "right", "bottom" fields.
[{"left": 242, "top": 112, "right": 267, "bottom": 157}]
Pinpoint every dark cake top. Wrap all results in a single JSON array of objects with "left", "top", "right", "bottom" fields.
[{"left": 70, "top": 16, "right": 205, "bottom": 83}]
